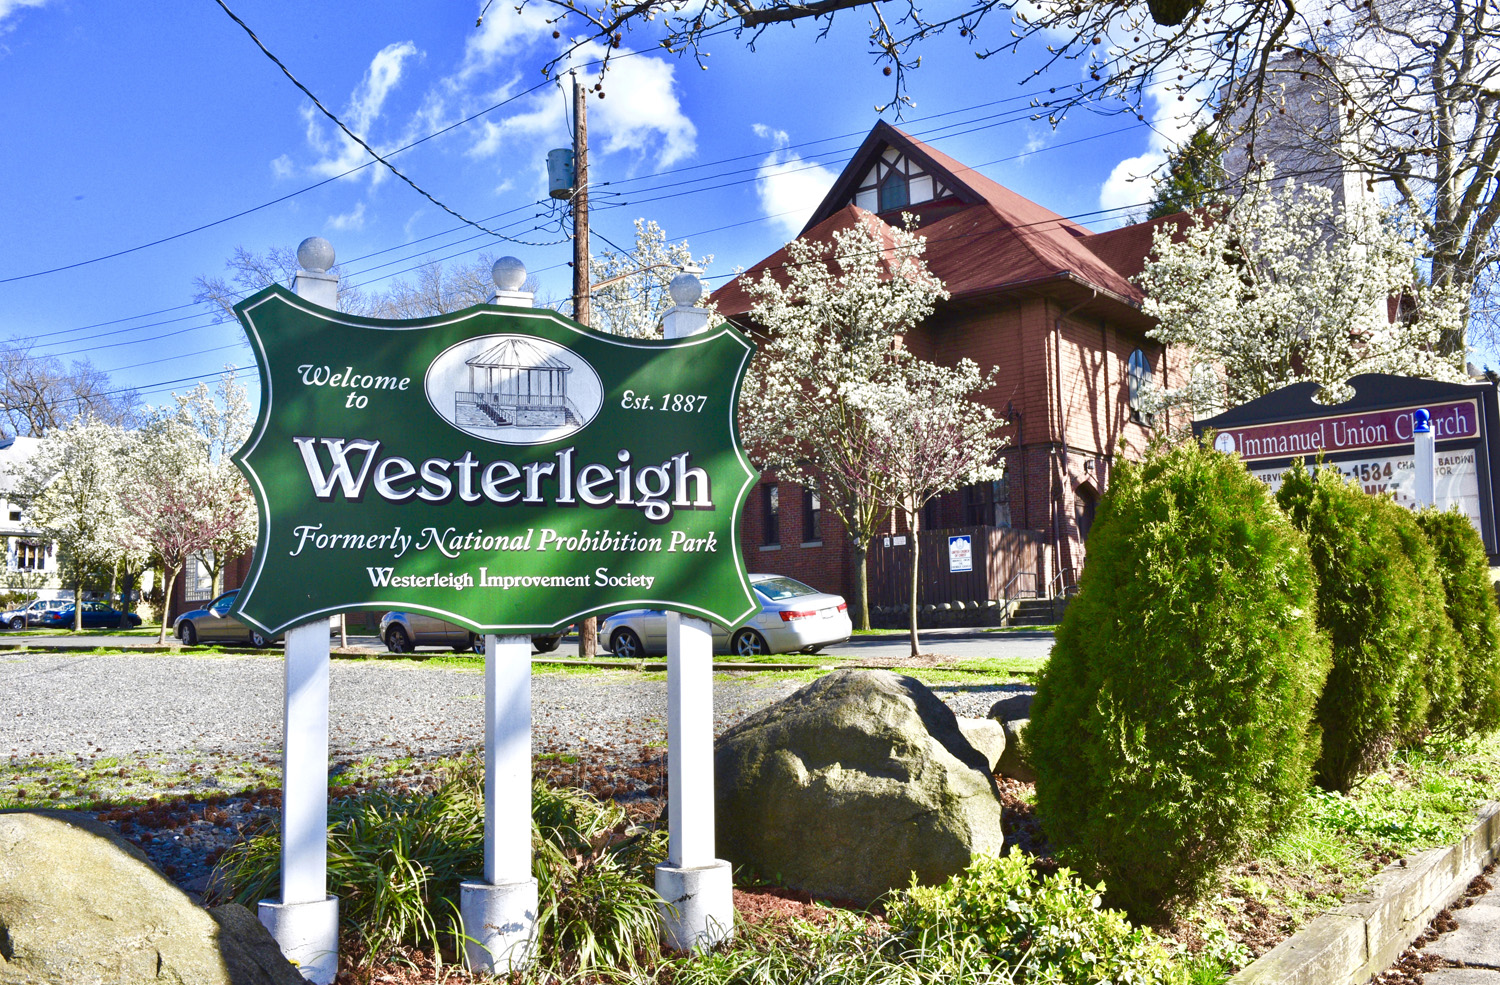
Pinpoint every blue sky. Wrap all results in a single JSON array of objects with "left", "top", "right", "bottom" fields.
[{"left": 0, "top": 1, "right": 1190, "bottom": 413}]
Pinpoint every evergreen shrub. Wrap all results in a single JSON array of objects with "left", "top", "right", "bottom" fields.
[
  {"left": 1275, "top": 460, "right": 1457, "bottom": 791},
  {"left": 884, "top": 852, "right": 1181, "bottom": 983},
  {"left": 1413, "top": 507, "right": 1500, "bottom": 740},
  {"left": 1028, "top": 439, "right": 1329, "bottom": 920}
]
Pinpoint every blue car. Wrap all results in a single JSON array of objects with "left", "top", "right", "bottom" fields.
[{"left": 40, "top": 601, "right": 142, "bottom": 629}]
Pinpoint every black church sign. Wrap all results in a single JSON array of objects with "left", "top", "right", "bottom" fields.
[{"left": 1195, "top": 375, "right": 1500, "bottom": 560}]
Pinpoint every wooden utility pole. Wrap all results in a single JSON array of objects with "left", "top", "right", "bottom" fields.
[{"left": 571, "top": 72, "right": 598, "bottom": 658}]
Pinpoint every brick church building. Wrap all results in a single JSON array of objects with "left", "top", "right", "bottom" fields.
[{"left": 712, "top": 120, "right": 1190, "bottom": 612}]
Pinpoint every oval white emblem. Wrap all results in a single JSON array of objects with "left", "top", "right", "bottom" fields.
[
  {"left": 1213, "top": 432, "right": 1237, "bottom": 454},
  {"left": 425, "top": 334, "right": 603, "bottom": 445}
]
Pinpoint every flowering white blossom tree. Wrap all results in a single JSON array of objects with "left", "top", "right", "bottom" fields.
[
  {"left": 5, "top": 417, "right": 130, "bottom": 631},
  {"left": 738, "top": 213, "right": 947, "bottom": 628},
  {"left": 1137, "top": 178, "right": 1466, "bottom": 423},
  {"left": 173, "top": 371, "right": 258, "bottom": 596},
  {"left": 589, "top": 219, "right": 715, "bottom": 338},
  {"left": 844, "top": 359, "right": 1008, "bottom": 655},
  {"left": 117, "top": 412, "right": 221, "bottom": 644}
]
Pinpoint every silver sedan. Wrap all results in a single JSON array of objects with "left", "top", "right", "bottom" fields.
[{"left": 599, "top": 574, "right": 852, "bottom": 658}]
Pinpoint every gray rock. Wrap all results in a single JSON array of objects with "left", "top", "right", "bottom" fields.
[
  {"left": 988, "top": 690, "right": 1034, "bottom": 723},
  {"left": 997, "top": 718, "right": 1038, "bottom": 783},
  {"left": 0, "top": 809, "right": 304, "bottom": 985},
  {"left": 955, "top": 716, "right": 1007, "bottom": 772},
  {"left": 715, "top": 669, "right": 1005, "bottom": 905}
]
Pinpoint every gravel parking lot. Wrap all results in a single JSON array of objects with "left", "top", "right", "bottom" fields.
[{"left": 1, "top": 650, "right": 1032, "bottom": 766}]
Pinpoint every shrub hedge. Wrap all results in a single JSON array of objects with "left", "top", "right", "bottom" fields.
[
  {"left": 1029, "top": 439, "right": 1329, "bottom": 920},
  {"left": 1275, "top": 460, "right": 1457, "bottom": 791},
  {"left": 1414, "top": 507, "right": 1500, "bottom": 741}
]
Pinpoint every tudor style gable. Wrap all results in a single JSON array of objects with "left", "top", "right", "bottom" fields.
[{"left": 802, "top": 121, "right": 983, "bottom": 233}]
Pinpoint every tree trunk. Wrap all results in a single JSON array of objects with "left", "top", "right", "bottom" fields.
[
  {"left": 907, "top": 516, "right": 921, "bottom": 657},
  {"left": 118, "top": 569, "right": 135, "bottom": 629},
  {"left": 72, "top": 574, "right": 82, "bottom": 633},
  {"left": 851, "top": 539, "right": 871, "bottom": 631},
  {"left": 157, "top": 566, "right": 180, "bottom": 645},
  {"left": 108, "top": 563, "right": 119, "bottom": 625}
]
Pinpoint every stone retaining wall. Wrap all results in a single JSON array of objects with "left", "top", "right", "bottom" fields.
[{"left": 1232, "top": 801, "right": 1500, "bottom": 985}]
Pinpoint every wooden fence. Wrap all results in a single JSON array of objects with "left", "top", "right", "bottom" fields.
[{"left": 867, "top": 525, "right": 1045, "bottom": 608}]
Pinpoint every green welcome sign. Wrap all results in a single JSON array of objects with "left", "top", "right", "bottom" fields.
[{"left": 230, "top": 286, "right": 759, "bottom": 635}]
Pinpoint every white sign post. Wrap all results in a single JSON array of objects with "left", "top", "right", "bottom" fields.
[
  {"left": 655, "top": 274, "right": 736, "bottom": 951},
  {"left": 258, "top": 238, "right": 341, "bottom": 985},
  {"left": 1413, "top": 408, "right": 1436, "bottom": 507},
  {"left": 459, "top": 260, "right": 540, "bottom": 972}
]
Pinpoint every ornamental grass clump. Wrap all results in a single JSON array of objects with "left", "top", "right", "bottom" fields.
[
  {"left": 1028, "top": 439, "right": 1329, "bottom": 921},
  {"left": 1275, "top": 460, "right": 1459, "bottom": 791},
  {"left": 1413, "top": 507, "right": 1500, "bottom": 741},
  {"left": 216, "top": 762, "right": 666, "bottom": 971}
]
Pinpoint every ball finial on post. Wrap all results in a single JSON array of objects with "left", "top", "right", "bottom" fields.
[
  {"left": 668, "top": 271, "right": 703, "bottom": 307},
  {"left": 297, "top": 237, "right": 336, "bottom": 274},
  {"left": 493, "top": 256, "right": 528, "bottom": 293}
]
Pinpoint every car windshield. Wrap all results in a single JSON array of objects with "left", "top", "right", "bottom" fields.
[{"left": 753, "top": 576, "right": 820, "bottom": 602}]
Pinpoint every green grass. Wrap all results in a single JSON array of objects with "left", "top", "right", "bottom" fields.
[
  {"left": 6, "top": 625, "right": 162, "bottom": 636},
  {"left": 0, "top": 749, "right": 282, "bottom": 808}
]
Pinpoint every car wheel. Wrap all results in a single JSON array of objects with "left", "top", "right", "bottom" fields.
[
  {"left": 610, "top": 628, "right": 643, "bottom": 660},
  {"left": 385, "top": 625, "right": 412, "bottom": 654},
  {"left": 453, "top": 635, "right": 477, "bottom": 653},
  {"left": 178, "top": 622, "right": 198, "bottom": 647},
  {"left": 733, "top": 629, "right": 770, "bottom": 657},
  {"left": 249, "top": 630, "right": 272, "bottom": 649},
  {"left": 471, "top": 634, "right": 486, "bottom": 656},
  {"left": 8, "top": 617, "right": 23, "bottom": 631},
  {"left": 533, "top": 634, "right": 562, "bottom": 653}
]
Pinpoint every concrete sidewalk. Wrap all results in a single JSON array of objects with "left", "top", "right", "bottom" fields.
[{"left": 1423, "top": 890, "right": 1500, "bottom": 982}]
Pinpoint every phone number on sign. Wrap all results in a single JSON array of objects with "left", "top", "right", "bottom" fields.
[{"left": 1338, "top": 460, "right": 1400, "bottom": 483}]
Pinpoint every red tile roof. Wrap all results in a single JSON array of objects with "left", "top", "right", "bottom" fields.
[{"left": 713, "top": 121, "right": 1176, "bottom": 319}]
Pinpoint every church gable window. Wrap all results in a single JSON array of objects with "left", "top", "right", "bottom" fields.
[{"left": 851, "top": 148, "right": 951, "bottom": 214}]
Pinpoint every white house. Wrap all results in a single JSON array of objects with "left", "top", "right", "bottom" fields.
[{"left": 0, "top": 436, "right": 65, "bottom": 597}]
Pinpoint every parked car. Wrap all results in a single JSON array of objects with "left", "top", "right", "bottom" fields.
[
  {"left": 1, "top": 597, "right": 69, "bottom": 630},
  {"left": 174, "top": 589, "right": 278, "bottom": 648},
  {"left": 599, "top": 574, "right": 852, "bottom": 658},
  {"left": 378, "top": 611, "right": 569, "bottom": 655},
  {"left": 41, "top": 600, "right": 143, "bottom": 629}
]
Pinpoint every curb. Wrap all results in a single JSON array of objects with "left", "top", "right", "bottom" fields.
[{"left": 1231, "top": 800, "right": 1500, "bottom": 985}]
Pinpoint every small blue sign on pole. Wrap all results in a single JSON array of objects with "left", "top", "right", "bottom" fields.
[{"left": 948, "top": 534, "right": 973, "bottom": 573}]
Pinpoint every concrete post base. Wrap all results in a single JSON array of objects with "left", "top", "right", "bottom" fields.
[
  {"left": 655, "top": 859, "right": 735, "bottom": 952},
  {"left": 258, "top": 896, "right": 339, "bottom": 985},
  {"left": 459, "top": 877, "right": 538, "bottom": 972}
]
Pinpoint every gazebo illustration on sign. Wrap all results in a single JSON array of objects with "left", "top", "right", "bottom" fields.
[{"left": 456, "top": 337, "right": 580, "bottom": 430}]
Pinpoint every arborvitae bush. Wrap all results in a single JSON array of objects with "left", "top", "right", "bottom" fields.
[
  {"left": 1028, "top": 440, "right": 1329, "bottom": 921},
  {"left": 1275, "top": 460, "right": 1457, "bottom": 791},
  {"left": 1414, "top": 507, "right": 1500, "bottom": 740}
]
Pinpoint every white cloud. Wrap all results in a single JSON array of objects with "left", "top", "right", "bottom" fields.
[
  {"left": 752, "top": 124, "right": 837, "bottom": 241},
  {"left": 468, "top": 42, "right": 696, "bottom": 170},
  {"left": 270, "top": 154, "right": 295, "bottom": 179},
  {"left": 0, "top": 0, "right": 47, "bottom": 32},
  {"left": 459, "top": 5, "right": 555, "bottom": 79},
  {"left": 328, "top": 202, "right": 367, "bottom": 231},
  {"left": 305, "top": 41, "right": 420, "bottom": 181},
  {"left": 1099, "top": 83, "right": 1206, "bottom": 221}
]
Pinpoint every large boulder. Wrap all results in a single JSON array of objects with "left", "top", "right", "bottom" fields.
[
  {"left": 997, "top": 718, "right": 1037, "bottom": 783},
  {"left": 0, "top": 809, "right": 304, "bottom": 985},
  {"left": 955, "top": 717, "right": 1007, "bottom": 772},
  {"left": 987, "top": 689, "right": 1034, "bottom": 723},
  {"left": 715, "top": 670, "right": 1005, "bottom": 904}
]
